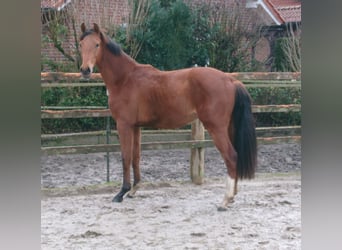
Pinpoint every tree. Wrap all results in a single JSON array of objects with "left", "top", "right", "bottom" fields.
[
  {"left": 116, "top": 0, "right": 152, "bottom": 59},
  {"left": 135, "top": 0, "right": 194, "bottom": 70},
  {"left": 274, "top": 23, "right": 301, "bottom": 72},
  {"left": 204, "top": 2, "right": 264, "bottom": 72},
  {"left": 280, "top": 23, "right": 301, "bottom": 72},
  {"left": 41, "top": 7, "right": 80, "bottom": 71},
  {"left": 41, "top": 0, "right": 124, "bottom": 71}
]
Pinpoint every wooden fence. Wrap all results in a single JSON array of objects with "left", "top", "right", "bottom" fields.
[{"left": 41, "top": 72, "right": 301, "bottom": 183}]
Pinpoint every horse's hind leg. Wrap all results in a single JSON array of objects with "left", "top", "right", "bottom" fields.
[
  {"left": 205, "top": 124, "right": 237, "bottom": 211},
  {"left": 128, "top": 127, "right": 142, "bottom": 198},
  {"left": 229, "top": 122, "right": 238, "bottom": 196}
]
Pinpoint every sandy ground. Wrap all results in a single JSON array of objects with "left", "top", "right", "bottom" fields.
[
  {"left": 41, "top": 144, "right": 301, "bottom": 188},
  {"left": 41, "top": 143, "right": 301, "bottom": 249}
]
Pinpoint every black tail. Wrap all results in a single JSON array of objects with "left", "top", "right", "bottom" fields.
[{"left": 232, "top": 83, "right": 257, "bottom": 179}]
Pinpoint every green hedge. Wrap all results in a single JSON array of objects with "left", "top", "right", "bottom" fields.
[
  {"left": 248, "top": 86, "right": 301, "bottom": 127},
  {"left": 41, "top": 86, "right": 114, "bottom": 134}
]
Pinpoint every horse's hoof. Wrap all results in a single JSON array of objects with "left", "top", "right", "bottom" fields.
[
  {"left": 217, "top": 206, "right": 228, "bottom": 212},
  {"left": 126, "top": 194, "right": 134, "bottom": 199},
  {"left": 112, "top": 195, "right": 123, "bottom": 203}
]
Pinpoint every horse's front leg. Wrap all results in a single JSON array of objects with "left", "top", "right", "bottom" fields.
[
  {"left": 112, "top": 123, "right": 134, "bottom": 203},
  {"left": 127, "top": 127, "right": 141, "bottom": 198}
]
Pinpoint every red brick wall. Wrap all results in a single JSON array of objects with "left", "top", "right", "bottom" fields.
[{"left": 41, "top": 0, "right": 129, "bottom": 71}]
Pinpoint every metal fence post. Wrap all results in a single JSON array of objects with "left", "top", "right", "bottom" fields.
[{"left": 106, "top": 89, "right": 110, "bottom": 182}]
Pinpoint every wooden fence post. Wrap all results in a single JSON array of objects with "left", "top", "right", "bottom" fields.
[{"left": 190, "top": 119, "right": 205, "bottom": 184}]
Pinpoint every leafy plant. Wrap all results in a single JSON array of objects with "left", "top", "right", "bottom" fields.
[
  {"left": 135, "top": 0, "right": 194, "bottom": 70},
  {"left": 273, "top": 23, "right": 301, "bottom": 72},
  {"left": 41, "top": 86, "right": 112, "bottom": 133},
  {"left": 248, "top": 86, "right": 301, "bottom": 126}
]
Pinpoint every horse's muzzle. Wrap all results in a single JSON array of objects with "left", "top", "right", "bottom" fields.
[{"left": 80, "top": 67, "right": 91, "bottom": 78}]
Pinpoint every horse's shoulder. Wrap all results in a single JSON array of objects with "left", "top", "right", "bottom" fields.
[
  {"left": 126, "top": 64, "right": 162, "bottom": 87},
  {"left": 134, "top": 64, "right": 161, "bottom": 76}
]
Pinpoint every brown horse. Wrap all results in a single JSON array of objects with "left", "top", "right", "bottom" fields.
[{"left": 79, "top": 23, "right": 257, "bottom": 210}]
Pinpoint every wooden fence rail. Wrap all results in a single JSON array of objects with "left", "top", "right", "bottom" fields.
[
  {"left": 41, "top": 72, "right": 301, "bottom": 183},
  {"left": 41, "top": 72, "right": 301, "bottom": 82},
  {"left": 41, "top": 136, "right": 301, "bottom": 156},
  {"left": 41, "top": 126, "right": 301, "bottom": 147},
  {"left": 41, "top": 104, "right": 301, "bottom": 119}
]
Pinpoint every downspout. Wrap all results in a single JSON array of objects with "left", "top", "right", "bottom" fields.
[{"left": 259, "top": 0, "right": 281, "bottom": 25}]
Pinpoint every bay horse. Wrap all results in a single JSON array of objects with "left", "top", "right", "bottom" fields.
[{"left": 79, "top": 23, "right": 257, "bottom": 210}]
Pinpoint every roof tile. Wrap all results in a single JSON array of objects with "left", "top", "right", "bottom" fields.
[
  {"left": 267, "top": 0, "right": 301, "bottom": 23},
  {"left": 41, "top": 0, "right": 71, "bottom": 10}
]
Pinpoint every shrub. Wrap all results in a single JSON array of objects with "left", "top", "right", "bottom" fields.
[
  {"left": 41, "top": 86, "right": 114, "bottom": 133},
  {"left": 248, "top": 86, "right": 301, "bottom": 127}
]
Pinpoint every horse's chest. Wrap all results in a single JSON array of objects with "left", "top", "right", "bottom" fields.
[{"left": 108, "top": 96, "right": 128, "bottom": 119}]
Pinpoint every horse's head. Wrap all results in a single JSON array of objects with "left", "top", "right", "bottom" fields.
[{"left": 79, "top": 23, "right": 103, "bottom": 78}]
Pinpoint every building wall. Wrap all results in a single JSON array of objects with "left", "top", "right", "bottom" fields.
[{"left": 41, "top": 0, "right": 129, "bottom": 71}]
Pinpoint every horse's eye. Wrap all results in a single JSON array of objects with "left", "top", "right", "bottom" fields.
[{"left": 96, "top": 44, "right": 99, "bottom": 48}]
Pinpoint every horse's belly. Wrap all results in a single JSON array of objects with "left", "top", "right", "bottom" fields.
[
  {"left": 157, "top": 111, "right": 198, "bottom": 129},
  {"left": 139, "top": 110, "right": 197, "bottom": 129},
  {"left": 137, "top": 89, "right": 198, "bottom": 128}
]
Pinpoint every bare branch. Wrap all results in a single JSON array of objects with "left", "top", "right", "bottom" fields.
[
  {"left": 126, "top": 0, "right": 152, "bottom": 59},
  {"left": 281, "top": 23, "right": 301, "bottom": 72},
  {"left": 205, "top": 2, "right": 264, "bottom": 71}
]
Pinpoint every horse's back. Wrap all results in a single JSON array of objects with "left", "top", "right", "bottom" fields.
[
  {"left": 128, "top": 66, "right": 196, "bottom": 128},
  {"left": 188, "top": 67, "right": 237, "bottom": 102},
  {"left": 158, "top": 66, "right": 239, "bottom": 115},
  {"left": 127, "top": 65, "right": 239, "bottom": 128},
  {"left": 185, "top": 67, "right": 239, "bottom": 125},
  {"left": 190, "top": 67, "right": 237, "bottom": 88}
]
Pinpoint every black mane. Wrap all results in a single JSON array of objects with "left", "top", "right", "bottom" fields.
[
  {"left": 106, "top": 39, "right": 122, "bottom": 56},
  {"left": 80, "top": 30, "right": 122, "bottom": 56},
  {"left": 80, "top": 30, "right": 94, "bottom": 41}
]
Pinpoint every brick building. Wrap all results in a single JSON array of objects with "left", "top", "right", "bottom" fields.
[
  {"left": 41, "top": 0, "right": 130, "bottom": 70},
  {"left": 41, "top": 0, "right": 301, "bottom": 71},
  {"left": 246, "top": 0, "right": 301, "bottom": 69}
]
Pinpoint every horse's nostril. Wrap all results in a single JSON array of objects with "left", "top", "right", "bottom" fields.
[{"left": 81, "top": 67, "right": 91, "bottom": 75}]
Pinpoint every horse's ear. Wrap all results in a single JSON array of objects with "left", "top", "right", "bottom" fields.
[
  {"left": 81, "top": 23, "right": 86, "bottom": 33},
  {"left": 93, "top": 23, "right": 100, "bottom": 34},
  {"left": 93, "top": 23, "right": 106, "bottom": 42}
]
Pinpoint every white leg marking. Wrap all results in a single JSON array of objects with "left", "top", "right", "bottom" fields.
[
  {"left": 219, "top": 175, "right": 235, "bottom": 209},
  {"left": 127, "top": 182, "right": 141, "bottom": 197}
]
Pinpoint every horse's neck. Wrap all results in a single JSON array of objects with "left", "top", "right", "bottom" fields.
[{"left": 99, "top": 51, "right": 136, "bottom": 86}]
